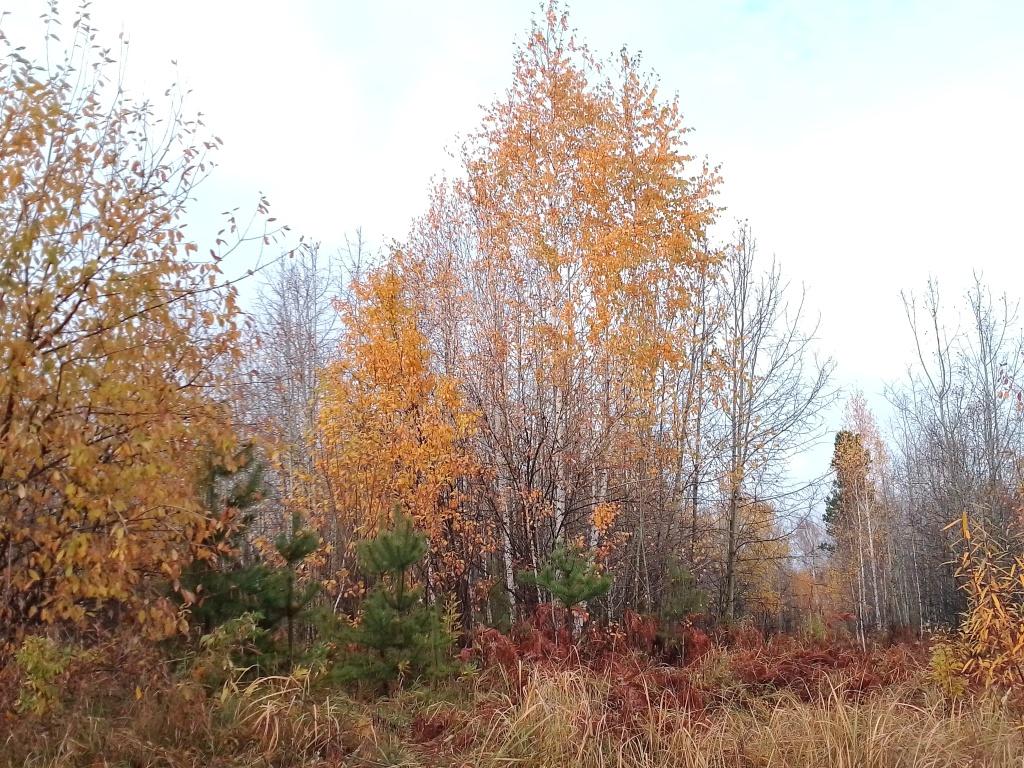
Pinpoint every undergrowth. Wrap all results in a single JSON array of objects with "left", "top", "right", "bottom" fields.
[{"left": 2, "top": 619, "right": 1021, "bottom": 767}]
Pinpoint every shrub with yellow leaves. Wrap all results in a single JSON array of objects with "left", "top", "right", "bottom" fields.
[
  {"left": 944, "top": 512, "right": 1024, "bottom": 691},
  {"left": 0, "top": 8, "right": 287, "bottom": 644}
]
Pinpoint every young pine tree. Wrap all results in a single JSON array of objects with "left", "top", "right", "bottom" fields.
[
  {"left": 182, "top": 446, "right": 270, "bottom": 633},
  {"left": 333, "top": 514, "right": 456, "bottom": 691},
  {"left": 659, "top": 558, "right": 707, "bottom": 623},
  {"left": 267, "top": 516, "right": 321, "bottom": 666},
  {"left": 182, "top": 451, "right": 320, "bottom": 668},
  {"left": 519, "top": 544, "right": 612, "bottom": 640}
]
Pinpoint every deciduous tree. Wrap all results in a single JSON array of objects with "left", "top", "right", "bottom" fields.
[
  {"left": 317, "top": 257, "right": 485, "bottom": 611},
  {"left": 0, "top": 11, "right": 284, "bottom": 642}
]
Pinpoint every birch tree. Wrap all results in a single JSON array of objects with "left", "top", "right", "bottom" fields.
[{"left": 716, "top": 226, "right": 835, "bottom": 620}]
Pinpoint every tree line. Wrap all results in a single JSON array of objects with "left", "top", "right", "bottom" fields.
[{"left": 2, "top": 3, "right": 1021, "bottom": 659}]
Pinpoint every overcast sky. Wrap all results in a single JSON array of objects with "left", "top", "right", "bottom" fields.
[{"left": 6, "top": 0, "right": 1024, "bottom": 483}]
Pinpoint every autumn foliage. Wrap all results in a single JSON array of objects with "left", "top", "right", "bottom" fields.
[
  {"left": 0, "top": 18, "right": 247, "bottom": 642},
  {"left": 361, "top": 4, "right": 725, "bottom": 623},
  {"left": 942, "top": 513, "right": 1024, "bottom": 690},
  {"left": 4, "top": 4, "right": 1024, "bottom": 766},
  {"left": 317, "top": 257, "right": 486, "bottom": 599},
  {"left": 0, "top": 9, "right": 292, "bottom": 644}
]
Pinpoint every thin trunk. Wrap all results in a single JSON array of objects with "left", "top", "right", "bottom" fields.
[
  {"left": 864, "top": 498, "right": 883, "bottom": 631},
  {"left": 854, "top": 497, "right": 869, "bottom": 649},
  {"left": 500, "top": 476, "right": 517, "bottom": 622},
  {"left": 554, "top": 384, "right": 567, "bottom": 543},
  {"left": 724, "top": 488, "right": 740, "bottom": 621}
]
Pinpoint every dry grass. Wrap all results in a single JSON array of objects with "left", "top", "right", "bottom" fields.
[
  {"left": 463, "top": 667, "right": 1023, "bottom": 768},
  {"left": 3, "top": 637, "right": 1022, "bottom": 767}
]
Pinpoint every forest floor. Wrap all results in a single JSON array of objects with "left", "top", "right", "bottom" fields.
[{"left": 3, "top": 619, "right": 1022, "bottom": 768}]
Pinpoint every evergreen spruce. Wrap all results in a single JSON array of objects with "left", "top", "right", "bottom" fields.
[
  {"left": 333, "top": 514, "right": 456, "bottom": 691},
  {"left": 821, "top": 430, "right": 872, "bottom": 555}
]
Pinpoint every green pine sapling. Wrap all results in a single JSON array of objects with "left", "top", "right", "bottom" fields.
[
  {"left": 519, "top": 543, "right": 611, "bottom": 641},
  {"left": 333, "top": 513, "right": 456, "bottom": 692}
]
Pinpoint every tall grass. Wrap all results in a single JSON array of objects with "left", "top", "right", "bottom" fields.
[
  {"left": 465, "top": 667, "right": 1023, "bottom": 768},
  {"left": 4, "top": 643, "right": 1022, "bottom": 767}
]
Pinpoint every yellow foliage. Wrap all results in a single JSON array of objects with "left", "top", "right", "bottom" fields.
[
  {"left": 317, "top": 258, "right": 486, "bottom": 593},
  {"left": 390, "top": 4, "right": 722, "bottom": 581},
  {"left": 0, "top": 13, "right": 261, "bottom": 642},
  {"left": 928, "top": 638, "right": 969, "bottom": 699},
  {"left": 591, "top": 502, "right": 620, "bottom": 536},
  {"left": 945, "top": 513, "right": 1024, "bottom": 690},
  {"left": 736, "top": 500, "right": 788, "bottom": 619}
]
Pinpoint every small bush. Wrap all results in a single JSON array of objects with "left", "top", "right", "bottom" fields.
[
  {"left": 929, "top": 639, "right": 969, "bottom": 699},
  {"left": 13, "top": 635, "right": 76, "bottom": 715},
  {"left": 946, "top": 513, "right": 1024, "bottom": 690},
  {"left": 189, "top": 611, "right": 267, "bottom": 688}
]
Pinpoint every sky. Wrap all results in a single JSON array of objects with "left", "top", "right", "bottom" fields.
[{"left": 5, "top": 0, "right": 1024, "bottom": 484}]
